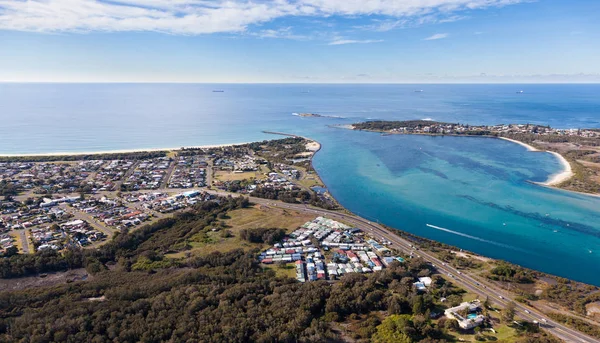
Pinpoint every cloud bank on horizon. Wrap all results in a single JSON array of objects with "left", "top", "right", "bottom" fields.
[{"left": 0, "top": 0, "right": 523, "bottom": 35}]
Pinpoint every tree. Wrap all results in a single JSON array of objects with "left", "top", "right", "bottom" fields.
[
  {"left": 444, "top": 318, "right": 459, "bottom": 332},
  {"left": 502, "top": 301, "right": 516, "bottom": 323},
  {"left": 372, "top": 315, "right": 414, "bottom": 343}
]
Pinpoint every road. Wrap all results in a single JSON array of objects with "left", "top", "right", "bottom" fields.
[
  {"left": 204, "top": 190, "right": 598, "bottom": 343},
  {"left": 18, "top": 229, "right": 30, "bottom": 254}
]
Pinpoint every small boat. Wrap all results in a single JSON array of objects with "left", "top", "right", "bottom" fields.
[
  {"left": 415, "top": 90, "right": 424, "bottom": 93},
  {"left": 516, "top": 90, "right": 524, "bottom": 94},
  {"left": 212, "top": 90, "right": 225, "bottom": 93},
  {"left": 503, "top": 223, "right": 506, "bottom": 226}
]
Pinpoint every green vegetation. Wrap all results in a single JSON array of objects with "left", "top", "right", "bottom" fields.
[
  {"left": 541, "top": 278, "right": 600, "bottom": 315},
  {"left": 250, "top": 187, "right": 336, "bottom": 209},
  {"left": 0, "top": 151, "right": 168, "bottom": 163},
  {"left": 239, "top": 227, "right": 286, "bottom": 244},
  {"left": 0, "top": 180, "right": 20, "bottom": 198},
  {"left": 547, "top": 313, "right": 600, "bottom": 340},
  {"left": 488, "top": 263, "right": 534, "bottom": 283}
]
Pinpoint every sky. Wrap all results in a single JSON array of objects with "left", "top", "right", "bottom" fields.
[{"left": 0, "top": 0, "right": 599, "bottom": 83}]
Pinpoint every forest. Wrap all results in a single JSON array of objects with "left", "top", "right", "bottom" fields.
[
  {"left": 0, "top": 195, "right": 563, "bottom": 342},
  {"left": 0, "top": 151, "right": 168, "bottom": 163}
]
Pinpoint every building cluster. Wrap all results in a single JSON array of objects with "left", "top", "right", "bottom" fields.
[
  {"left": 390, "top": 123, "right": 600, "bottom": 138},
  {"left": 125, "top": 190, "right": 210, "bottom": 214},
  {"left": 73, "top": 197, "right": 150, "bottom": 230},
  {"left": 258, "top": 217, "right": 404, "bottom": 282},
  {"left": 168, "top": 156, "right": 207, "bottom": 188},
  {"left": 0, "top": 233, "right": 16, "bottom": 253},
  {"left": 273, "top": 163, "right": 300, "bottom": 180},
  {"left": 90, "top": 160, "right": 135, "bottom": 191},
  {"left": 444, "top": 300, "right": 485, "bottom": 330},
  {"left": 214, "top": 155, "right": 259, "bottom": 172},
  {"left": 3, "top": 161, "right": 99, "bottom": 194},
  {"left": 31, "top": 217, "right": 106, "bottom": 251},
  {"left": 122, "top": 158, "right": 172, "bottom": 190},
  {"left": 0, "top": 162, "right": 33, "bottom": 180},
  {"left": 1, "top": 201, "right": 65, "bottom": 231}
]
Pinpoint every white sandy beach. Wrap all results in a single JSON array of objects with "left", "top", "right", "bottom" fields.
[
  {"left": 542, "top": 151, "right": 574, "bottom": 186},
  {"left": 499, "top": 137, "right": 574, "bottom": 186},
  {"left": 0, "top": 142, "right": 254, "bottom": 158},
  {"left": 498, "top": 137, "right": 539, "bottom": 152}
]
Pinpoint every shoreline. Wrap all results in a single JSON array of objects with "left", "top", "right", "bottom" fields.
[
  {"left": 340, "top": 125, "right": 578, "bottom": 189},
  {"left": 0, "top": 142, "right": 255, "bottom": 158},
  {"left": 539, "top": 151, "right": 574, "bottom": 186},
  {"left": 498, "top": 136, "right": 539, "bottom": 152},
  {"left": 497, "top": 137, "right": 575, "bottom": 186}
]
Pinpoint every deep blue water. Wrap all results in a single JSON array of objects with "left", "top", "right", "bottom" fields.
[{"left": 2, "top": 83, "right": 600, "bottom": 285}]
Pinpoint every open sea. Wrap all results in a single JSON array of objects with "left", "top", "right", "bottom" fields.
[{"left": 2, "top": 83, "right": 600, "bottom": 285}]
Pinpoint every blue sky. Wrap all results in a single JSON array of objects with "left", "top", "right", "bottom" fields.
[{"left": 0, "top": 0, "right": 599, "bottom": 83}]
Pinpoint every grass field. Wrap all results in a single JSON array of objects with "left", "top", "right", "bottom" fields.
[
  {"left": 166, "top": 205, "right": 316, "bottom": 258},
  {"left": 264, "top": 264, "right": 297, "bottom": 279},
  {"left": 8, "top": 231, "right": 23, "bottom": 253},
  {"left": 214, "top": 170, "right": 266, "bottom": 182}
]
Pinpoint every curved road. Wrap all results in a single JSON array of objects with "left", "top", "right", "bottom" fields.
[{"left": 206, "top": 190, "right": 598, "bottom": 343}]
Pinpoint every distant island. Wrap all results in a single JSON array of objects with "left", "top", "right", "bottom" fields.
[
  {"left": 348, "top": 120, "right": 600, "bottom": 196},
  {"left": 293, "top": 112, "right": 343, "bottom": 119}
]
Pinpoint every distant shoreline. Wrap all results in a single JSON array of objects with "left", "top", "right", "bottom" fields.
[
  {"left": 0, "top": 142, "right": 254, "bottom": 158},
  {"left": 341, "top": 124, "right": 578, "bottom": 190}
]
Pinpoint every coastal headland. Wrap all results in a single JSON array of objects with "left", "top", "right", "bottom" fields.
[{"left": 345, "top": 120, "right": 600, "bottom": 196}]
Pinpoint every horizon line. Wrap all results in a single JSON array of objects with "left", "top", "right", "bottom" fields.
[{"left": 2, "top": 81, "right": 600, "bottom": 85}]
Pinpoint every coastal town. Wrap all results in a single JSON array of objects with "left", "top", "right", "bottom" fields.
[
  {"left": 1, "top": 136, "right": 600, "bottom": 343},
  {"left": 351, "top": 120, "right": 600, "bottom": 138},
  {"left": 0, "top": 137, "right": 331, "bottom": 256}
]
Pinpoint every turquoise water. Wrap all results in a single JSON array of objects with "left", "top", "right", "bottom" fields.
[
  {"left": 2, "top": 83, "right": 600, "bottom": 284},
  {"left": 467, "top": 314, "right": 478, "bottom": 319},
  {"left": 312, "top": 129, "right": 600, "bottom": 285}
]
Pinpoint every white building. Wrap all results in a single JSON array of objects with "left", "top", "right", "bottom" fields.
[{"left": 444, "top": 300, "right": 485, "bottom": 330}]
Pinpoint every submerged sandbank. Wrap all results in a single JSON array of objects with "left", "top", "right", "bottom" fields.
[{"left": 498, "top": 137, "right": 574, "bottom": 186}]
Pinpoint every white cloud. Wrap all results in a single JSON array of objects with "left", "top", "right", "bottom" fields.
[
  {"left": 424, "top": 33, "right": 448, "bottom": 40},
  {"left": 328, "top": 39, "right": 383, "bottom": 45},
  {"left": 0, "top": 0, "right": 524, "bottom": 35}
]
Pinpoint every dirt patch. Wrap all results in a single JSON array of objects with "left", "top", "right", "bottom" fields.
[
  {"left": 587, "top": 302, "right": 600, "bottom": 318},
  {"left": 0, "top": 268, "right": 88, "bottom": 292},
  {"left": 451, "top": 251, "right": 492, "bottom": 262}
]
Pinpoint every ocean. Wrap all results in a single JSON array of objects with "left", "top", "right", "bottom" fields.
[{"left": 2, "top": 83, "right": 600, "bottom": 285}]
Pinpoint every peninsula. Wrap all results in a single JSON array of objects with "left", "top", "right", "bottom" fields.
[{"left": 350, "top": 120, "right": 600, "bottom": 196}]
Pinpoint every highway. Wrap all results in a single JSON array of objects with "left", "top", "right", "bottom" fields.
[{"left": 205, "top": 190, "right": 598, "bottom": 343}]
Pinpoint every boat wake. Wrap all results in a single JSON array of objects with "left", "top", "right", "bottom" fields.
[{"left": 426, "top": 224, "right": 528, "bottom": 253}]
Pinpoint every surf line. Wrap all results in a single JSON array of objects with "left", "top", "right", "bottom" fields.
[{"left": 426, "top": 224, "right": 530, "bottom": 254}]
